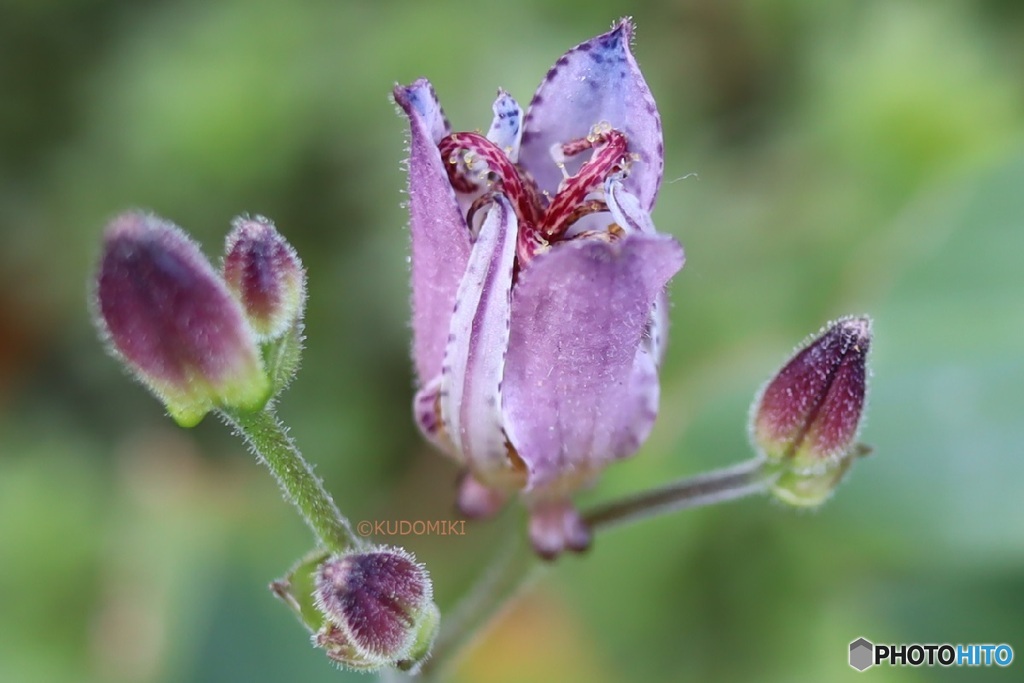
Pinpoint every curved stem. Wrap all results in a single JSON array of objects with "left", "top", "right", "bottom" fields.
[
  {"left": 584, "top": 456, "right": 774, "bottom": 532},
  {"left": 420, "top": 523, "right": 542, "bottom": 680},
  {"left": 220, "top": 407, "right": 359, "bottom": 553},
  {"left": 421, "top": 457, "right": 774, "bottom": 679}
]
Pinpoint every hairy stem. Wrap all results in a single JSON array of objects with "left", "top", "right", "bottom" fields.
[
  {"left": 422, "top": 457, "right": 774, "bottom": 678},
  {"left": 220, "top": 407, "right": 359, "bottom": 552},
  {"left": 584, "top": 456, "right": 773, "bottom": 532},
  {"left": 420, "top": 521, "right": 543, "bottom": 680}
]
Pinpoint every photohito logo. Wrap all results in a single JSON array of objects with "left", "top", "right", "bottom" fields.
[{"left": 849, "top": 637, "right": 1014, "bottom": 671}]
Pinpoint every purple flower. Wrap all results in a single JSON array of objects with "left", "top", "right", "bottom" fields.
[
  {"left": 93, "top": 212, "right": 270, "bottom": 426},
  {"left": 395, "top": 20, "right": 684, "bottom": 557}
]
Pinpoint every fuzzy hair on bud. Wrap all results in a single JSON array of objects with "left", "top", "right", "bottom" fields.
[
  {"left": 750, "top": 316, "right": 872, "bottom": 473},
  {"left": 312, "top": 546, "right": 439, "bottom": 672},
  {"left": 93, "top": 211, "right": 270, "bottom": 426},
  {"left": 223, "top": 215, "right": 306, "bottom": 342}
]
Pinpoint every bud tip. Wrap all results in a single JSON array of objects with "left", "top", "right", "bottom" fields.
[{"left": 223, "top": 215, "right": 306, "bottom": 342}]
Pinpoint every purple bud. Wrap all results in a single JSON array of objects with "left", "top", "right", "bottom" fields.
[
  {"left": 313, "top": 547, "right": 439, "bottom": 672},
  {"left": 750, "top": 316, "right": 872, "bottom": 472},
  {"left": 94, "top": 212, "right": 270, "bottom": 426},
  {"left": 223, "top": 216, "right": 305, "bottom": 341}
]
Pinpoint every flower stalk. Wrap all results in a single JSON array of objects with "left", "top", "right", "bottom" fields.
[
  {"left": 583, "top": 457, "right": 776, "bottom": 531},
  {"left": 220, "top": 407, "right": 359, "bottom": 553},
  {"left": 420, "top": 456, "right": 781, "bottom": 679},
  {"left": 420, "top": 522, "right": 541, "bottom": 680}
]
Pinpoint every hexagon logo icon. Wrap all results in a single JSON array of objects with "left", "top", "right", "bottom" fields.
[{"left": 849, "top": 637, "right": 874, "bottom": 671}]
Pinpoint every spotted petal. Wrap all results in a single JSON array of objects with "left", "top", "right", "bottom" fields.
[
  {"left": 502, "top": 232, "right": 684, "bottom": 494},
  {"left": 486, "top": 89, "right": 524, "bottom": 163},
  {"left": 394, "top": 79, "right": 471, "bottom": 385},
  {"left": 519, "top": 19, "right": 664, "bottom": 212}
]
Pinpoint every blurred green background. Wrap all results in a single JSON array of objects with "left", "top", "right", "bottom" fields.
[{"left": 2, "top": 0, "right": 1023, "bottom": 681}]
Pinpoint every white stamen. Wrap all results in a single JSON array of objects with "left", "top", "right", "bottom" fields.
[{"left": 548, "top": 143, "right": 570, "bottom": 180}]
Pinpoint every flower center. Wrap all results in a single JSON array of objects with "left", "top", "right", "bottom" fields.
[{"left": 438, "top": 124, "right": 631, "bottom": 265}]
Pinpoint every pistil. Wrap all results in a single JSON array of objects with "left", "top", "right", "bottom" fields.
[{"left": 438, "top": 126, "right": 632, "bottom": 265}]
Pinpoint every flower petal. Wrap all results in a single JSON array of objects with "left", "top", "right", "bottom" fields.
[
  {"left": 438, "top": 197, "right": 524, "bottom": 492},
  {"left": 606, "top": 177, "right": 656, "bottom": 234},
  {"left": 412, "top": 376, "right": 450, "bottom": 454},
  {"left": 528, "top": 501, "right": 592, "bottom": 559},
  {"left": 394, "top": 78, "right": 450, "bottom": 144},
  {"left": 503, "top": 233, "right": 684, "bottom": 493},
  {"left": 606, "top": 179, "right": 674, "bottom": 364},
  {"left": 519, "top": 19, "right": 663, "bottom": 211},
  {"left": 394, "top": 79, "right": 472, "bottom": 385},
  {"left": 486, "top": 89, "right": 524, "bottom": 163},
  {"left": 645, "top": 293, "right": 670, "bottom": 366},
  {"left": 621, "top": 344, "right": 661, "bottom": 457},
  {"left": 457, "top": 472, "right": 509, "bottom": 518}
]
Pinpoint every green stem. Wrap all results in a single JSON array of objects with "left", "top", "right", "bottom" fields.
[
  {"left": 220, "top": 407, "right": 359, "bottom": 553},
  {"left": 420, "top": 522, "right": 541, "bottom": 680},
  {"left": 422, "top": 457, "right": 774, "bottom": 678}
]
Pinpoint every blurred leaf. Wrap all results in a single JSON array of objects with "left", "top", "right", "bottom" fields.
[{"left": 849, "top": 145, "right": 1024, "bottom": 569}]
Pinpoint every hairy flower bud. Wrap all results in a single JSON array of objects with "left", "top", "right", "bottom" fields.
[
  {"left": 751, "top": 316, "right": 872, "bottom": 473},
  {"left": 93, "top": 211, "right": 270, "bottom": 426},
  {"left": 223, "top": 216, "right": 305, "bottom": 341},
  {"left": 312, "top": 547, "right": 439, "bottom": 672}
]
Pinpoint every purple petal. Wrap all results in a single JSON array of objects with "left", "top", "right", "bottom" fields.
[
  {"left": 645, "top": 293, "right": 670, "bottom": 366},
  {"left": 394, "top": 79, "right": 471, "bottom": 385},
  {"left": 412, "top": 376, "right": 451, "bottom": 456},
  {"left": 606, "top": 179, "right": 673, "bottom": 364},
  {"left": 456, "top": 472, "right": 509, "bottom": 519},
  {"left": 528, "top": 501, "right": 592, "bottom": 559},
  {"left": 486, "top": 89, "right": 524, "bottom": 163},
  {"left": 438, "top": 198, "right": 524, "bottom": 492},
  {"left": 606, "top": 178, "right": 656, "bottom": 234},
  {"left": 618, "top": 345, "right": 660, "bottom": 458},
  {"left": 519, "top": 19, "right": 663, "bottom": 211},
  {"left": 394, "top": 78, "right": 450, "bottom": 144},
  {"left": 503, "top": 233, "right": 684, "bottom": 493}
]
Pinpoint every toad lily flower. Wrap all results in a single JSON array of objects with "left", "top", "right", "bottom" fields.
[{"left": 395, "top": 19, "right": 684, "bottom": 558}]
